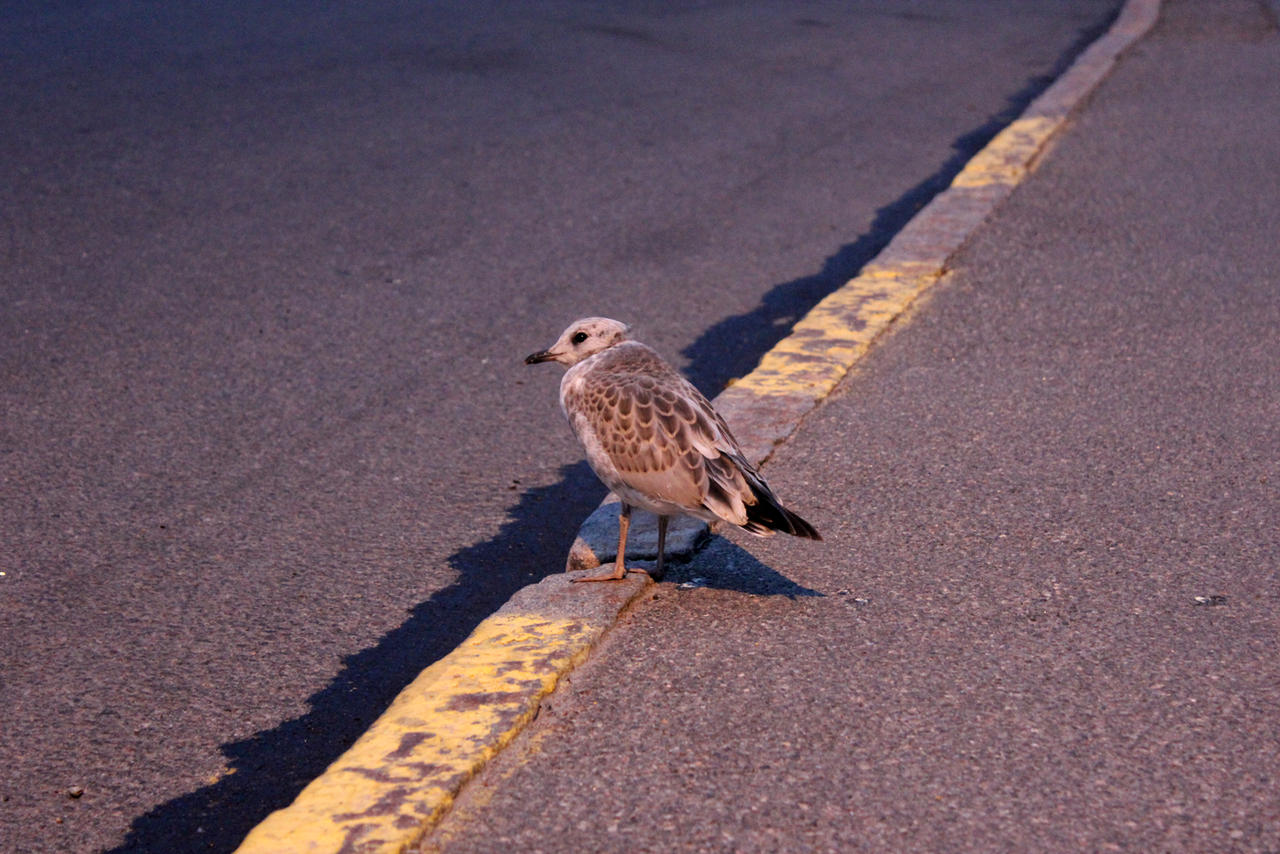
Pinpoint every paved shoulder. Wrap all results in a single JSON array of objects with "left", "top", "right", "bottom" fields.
[
  {"left": 237, "top": 3, "right": 1156, "bottom": 851},
  {"left": 423, "top": 1, "right": 1280, "bottom": 851}
]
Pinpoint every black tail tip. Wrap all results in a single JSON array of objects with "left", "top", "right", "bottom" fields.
[
  {"left": 787, "top": 511, "right": 822, "bottom": 541},
  {"left": 740, "top": 477, "right": 822, "bottom": 540}
]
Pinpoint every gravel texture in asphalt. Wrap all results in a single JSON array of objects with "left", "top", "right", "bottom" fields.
[
  {"left": 424, "top": 2, "right": 1280, "bottom": 850},
  {"left": 2, "top": 1, "right": 1122, "bottom": 850}
]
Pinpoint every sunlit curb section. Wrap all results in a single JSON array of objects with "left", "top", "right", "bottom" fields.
[
  {"left": 235, "top": 1, "right": 1160, "bottom": 850},
  {"left": 236, "top": 574, "right": 648, "bottom": 853}
]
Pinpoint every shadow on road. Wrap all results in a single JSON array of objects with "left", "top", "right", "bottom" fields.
[
  {"left": 107, "top": 14, "right": 1114, "bottom": 851},
  {"left": 664, "top": 539, "right": 824, "bottom": 599},
  {"left": 679, "top": 11, "right": 1114, "bottom": 396},
  {"left": 106, "top": 461, "right": 606, "bottom": 854}
]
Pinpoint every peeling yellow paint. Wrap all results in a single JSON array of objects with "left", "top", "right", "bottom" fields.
[
  {"left": 235, "top": 613, "right": 599, "bottom": 854},
  {"left": 729, "top": 266, "right": 941, "bottom": 399},
  {"left": 727, "top": 115, "right": 1077, "bottom": 403},
  {"left": 951, "top": 115, "right": 1058, "bottom": 188},
  {"left": 418, "top": 724, "right": 555, "bottom": 854},
  {"left": 207, "top": 766, "right": 237, "bottom": 786}
]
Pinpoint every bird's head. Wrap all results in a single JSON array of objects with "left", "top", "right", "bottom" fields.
[{"left": 524, "top": 317, "right": 632, "bottom": 367}]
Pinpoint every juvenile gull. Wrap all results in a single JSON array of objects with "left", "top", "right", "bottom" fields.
[{"left": 525, "top": 317, "right": 821, "bottom": 582}]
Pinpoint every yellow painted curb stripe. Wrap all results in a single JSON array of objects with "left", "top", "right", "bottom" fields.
[
  {"left": 725, "top": 0, "right": 1159, "bottom": 412},
  {"left": 234, "top": 1, "right": 1161, "bottom": 850},
  {"left": 951, "top": 115, "right": 1059, "bottom": 189},
  {"left": 727, "top": 266, "right": 940, "bottom": 400},
  {"left": 235, "top": 587, "right": 646, "bottom": 854}
]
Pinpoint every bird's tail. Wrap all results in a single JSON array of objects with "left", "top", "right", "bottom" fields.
[{"left": 740, "top": 471, "right": 822, "bottom": 541}]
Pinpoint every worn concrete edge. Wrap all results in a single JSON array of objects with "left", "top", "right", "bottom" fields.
[
  {"left": 233, "top": 2, "right": 1160, "bottom": 851},
  {"left": 235, "top": 573, "right": 649, "bottom": 853},
  {"left": 567, "top": 0, "right": 1162, "bottom": 573}
]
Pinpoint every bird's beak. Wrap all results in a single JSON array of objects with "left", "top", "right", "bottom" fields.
[{"left": 524, "top": 349, "right": 555, "bottom": 365}]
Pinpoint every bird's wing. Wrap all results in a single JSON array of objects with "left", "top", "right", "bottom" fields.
[{"left": 570, "top": 364, "right": 755, "bottom": 524}]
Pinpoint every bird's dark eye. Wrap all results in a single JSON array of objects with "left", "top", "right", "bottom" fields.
[{"left": 571, "top": 331, "right": 589, "bottom": 345}]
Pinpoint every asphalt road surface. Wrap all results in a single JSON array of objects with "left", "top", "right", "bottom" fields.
[
  {"left": 423, "top": 1, "right": 1280, "bottom": 850},
  {"left": 1, "top": 1, "right": 1120, "bottom": 851}
]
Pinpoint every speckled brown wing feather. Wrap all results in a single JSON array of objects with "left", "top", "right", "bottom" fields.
[{"left": 564, "top": 343, "right": 755, "bottom": 524}]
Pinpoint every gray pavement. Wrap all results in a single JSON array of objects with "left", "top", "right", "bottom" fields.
[
  {"left": 0, "top": 2, "right": 1123, "bottom": 851},
  {"left": 423, "top": 1, "right": 1280, "bottom": 850}
]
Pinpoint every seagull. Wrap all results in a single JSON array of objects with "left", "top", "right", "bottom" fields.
[{"left": 525, "top": 317, "right": 821, "bottom": 582}]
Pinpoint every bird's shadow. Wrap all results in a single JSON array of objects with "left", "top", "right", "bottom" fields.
[
  {"left": 103, "top": 13, "right": 1114, "bottom": 850},
  {"left": 660, "top": 536, "right": 824, "bottom": 599}
]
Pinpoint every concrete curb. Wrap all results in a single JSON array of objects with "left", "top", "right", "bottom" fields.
[
  {"left": 566, "top": 0, "right": 1162, "bottom": 573},
  {"left": 236, "top": 573, "right": 649, "bottom": 853},
  {"left": 234, "top": 1, "right": 1160, "bottom": 850}
]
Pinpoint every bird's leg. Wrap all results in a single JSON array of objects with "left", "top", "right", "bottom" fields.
[
  {"left": 573, "top": 502, "right": 645, "bottom": 582},
  {"left": 653, "top": 515, "right": 668, "bottom": 580}
]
